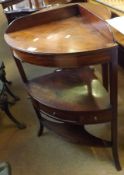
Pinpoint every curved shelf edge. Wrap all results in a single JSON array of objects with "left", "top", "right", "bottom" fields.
[{"left": 41, "top": 116, "right": 111, "bottom": 147}]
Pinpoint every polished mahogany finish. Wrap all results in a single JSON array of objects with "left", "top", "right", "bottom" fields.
[
  {"left": 5, "top": 5, "right": 113, "bottom": 52},
  {"left": 28, "top": 68, "right": 109, "bottom": 112},
  {"left": 27, "top": 68, "right": 112, "bottom": 125},
  {"left": 4, "top": 3, "right": 121, "bottom": 170},
  {"left": 5, "top": 4, "right": 115, "bottom": 68},
  {"left": 6, "top": 17, "right": 113, "bottom": 54}
]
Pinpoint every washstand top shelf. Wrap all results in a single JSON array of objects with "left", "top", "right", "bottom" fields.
[{"left": 4, "top": 3, "right": 117, "bottom": 67}]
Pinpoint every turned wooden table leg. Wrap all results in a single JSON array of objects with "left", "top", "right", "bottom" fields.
[{"left": 110, "top": 50, "right": 121, "bottom": 171}]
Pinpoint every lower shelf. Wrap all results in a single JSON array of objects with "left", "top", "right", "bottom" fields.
[{"left": 41, "top": 116, "right": 111, "bottom": 147}]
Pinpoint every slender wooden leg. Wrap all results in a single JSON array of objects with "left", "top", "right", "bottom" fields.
[
  {"left": 111, "top": 119, "right": 121, "bottom": 171},
  {"left": 32, "top": 102, "right": 44, "bottom": 136},
  {"left": 109, "top": 49, "right": 121, "bottom": 171},
  {"left": 1, "top": 100, "right": 26, "bottom": 129}
]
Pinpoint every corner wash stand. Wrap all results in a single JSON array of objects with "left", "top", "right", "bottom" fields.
[{"left": 4, "top": 3, "right": 121, "bottom": 170}]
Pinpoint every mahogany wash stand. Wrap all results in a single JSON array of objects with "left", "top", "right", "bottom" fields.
[{"left": 4, "top": 3, "right": 121, "bottom": 170}]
